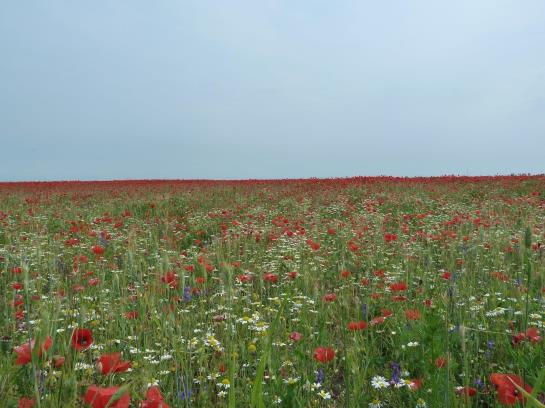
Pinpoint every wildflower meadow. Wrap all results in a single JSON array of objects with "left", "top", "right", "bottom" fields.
[{"left": 1, "top": 175, "right": 545, "bottom": 407}]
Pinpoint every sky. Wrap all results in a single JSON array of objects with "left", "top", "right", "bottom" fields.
[{"left": 1, "top": 1, "right": 544, "bottom": 181}]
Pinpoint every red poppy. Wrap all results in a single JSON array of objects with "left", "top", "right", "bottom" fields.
[
  {"left": 348, "top": 241, "right": 360, "bottom": 252},
  {"left": 12, "top": 282, "right": 23, "bottom": 290},
  {"left": 313, "top": 347, "right": 335, "bottom": 363},
  {"left": 340, "top": 270, "right": 351, "bottom": 278},
  {"left": 237, "top": 274, "right": 252, "bottom": 283},
  {"left": 83, "top": 385, "right": 130, "bottom": 408},
  {"left": 96, "top": 353, "right": 132, "bottom": 375},
  {"left": 18, "top": 397, "right": 35, "bottom": 408},
  {"left": 52, "top": 355, "right": 65, "bottom": 368},
  {"left": 140, "top": 386, "right": 170, "bottom": 408},
  {"left": 409, "top": 378, "right": 422, "bottom": 390},
  {"left": 14, "top": 336, "right": 53, "bottom": 365},
  {"left": 195, "top": 277, "right": 206, "bottom": 285},
  {"left": 370, "top": 316, "right": 386, "bottom": 326},
  {"left": 263, "top": 273, "right": 278, "bottom": 283},
  {"left": 323, "top": 293, "right": 337, "bottom": 302},
  {"left": 306, "top": 239, "right": 320, "bottom": 251},
  {"left": 289, "top": 332, "right": 303, "bottom": 342},
  {"left": 389, "top": 282, "right": 407, "bottom": 292},
  {"left": 441, "top": 271, "right": 451, "bottom": 280},
  {"left": 88, "top": 278, "right": 100, "bottom": 286},
  {"left": 526, "top": 327, "right": 542, "bottom": 343},
  {"left": 405, "top": 309, "right": 421, "bottom": 320},
  {"left": 161, "top": 271, "right": 178, "bottom": 289},
  {"left": 71, "top": 328, "right": 93, "bottom": 351},
  {"left": 456, "top": 386, "right": 477, "bottom": 397},
  {"left": 392, "top": 295, "right": 408, "bottom": 302},
  {"left": 381, "top": 309, "right": 393, "bottom": 318},
  {"left": 385, "top": 233, "right": 398, "bottom": 242},
  {"left": 347, "top": 321, "right": 367, "bottom": 331},
  {"left": 288, "top": 271, "right": 298, "bottom": 280},
  {"left": 435, "top": 357, "right": 447, "bottom": 368},
  {"left": 490, "top": 373, "right": 532, "bottom": 405},
  {"left": 91, "top": 245, "right": 105, "bottom": 256},
  {"left": 124, "top": 310, "right": 138, "bottom": 319},
  {"left": 511, "top": 332, "right": 526, "bottom": 347}
]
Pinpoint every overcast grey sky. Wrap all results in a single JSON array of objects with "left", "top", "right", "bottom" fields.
[{"left": 1, "top": 1, "right": 544, "bottom": 181}]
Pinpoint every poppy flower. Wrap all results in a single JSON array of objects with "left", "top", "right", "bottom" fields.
[
  {"left": 455, "top": 386, "right": 477, "bottom": 397},
  {"left": 263, "top": 273, "right": 278, "bottom": 283},
  {"left": 348, "top": 242, "right": 359, "bottom": 252},
  {"left": 389, "top": 282, "right": 407, "bottom": 292},
  {"left": 124, "top": 310, "right": 138, "bottom": 319},
  {"left": 526, "top": 327, "right": 542, "bottom": 343},
  {"left": 14, "top": 336, "right": 53, "bottom": 365},
  {"left": 409, "top": 378, "right": 423, "bottom": 390},
  {"left": 441, "top": 271, "right": 451, "bottom": 280},
  {"left": 289, "top": 332, "right": 303, "bottom": 342},
  {"left": 237, "top": 274, "right": 252, "bottom": 283},
  {"left": 370, "top": 316, "right": 386, "bottom": 326},
  {"left": 91, "top": 245, "right": 105, "bottom": 256},
  {"left": 313, "top": 347, "right": 335, "bottom": 363},
  {"left": 323, "top": 293, "right": 337, "bottom": 302},
  {"left": 288, "top": 271, "right": 298, "bottom": 280},
  {"left": 160, "top": 271, "right": 178, "bottom": 289},
  {"left": 340, "top": 270, "right": 351, "bottom": 278},
  {"left": 435, "top": 356, "right": 447, "bottom": 368},
  {"left": 52, "top": 355, "right": 65, "bottom": 368},
  {"left": 96, "top": 353, "right": 132, "bottom": 375},
  {"left": 83, "top": 385, "right": 130, "bottom": 408},
  {"left": 511, "top": 332, "right": 526, "bottom": 347},
  {"left": 140, "top": 386, "right": 170, "bottom": 408},
  {"left": 347, "top": 321, "right": 367, "bottom": 331},
  {"left": 381, "top": 309, "right": 393, "bottom": 318},
  {"left": 306, "top": 239, "right": 320, "bottom": 251},
  {"left": 392, "top": 295, "right": 408, "bottom": 302},
  {"left": 490, "top": 373, "right": 532, "bottom": 405},
  {"left": 71, "top": 328, "right": 93, "bottom": 351},
  {"left": 405, "top": 309, "right": 421, "bottom": 321},
  {"left": 18, "top": 397, "right": 35, "bottom": 408},
  {"left": 384, "top": 233, "right": 397, "bottom": 242}
]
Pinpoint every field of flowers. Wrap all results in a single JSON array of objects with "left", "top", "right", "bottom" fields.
[{"left": 1, "top": 176, "right": 545, "bottom": 407}]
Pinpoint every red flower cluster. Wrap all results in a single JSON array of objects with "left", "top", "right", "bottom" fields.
[
  {"left": 511, "top": 327, "right": 541, "bottom": 347},
  {"left": 347, "top": 321, "right": 367, "bottom": 331}
]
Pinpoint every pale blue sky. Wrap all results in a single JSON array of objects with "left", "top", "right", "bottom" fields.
[{"left": 1, "top": 1, "right": 544, "bottom": 181}]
